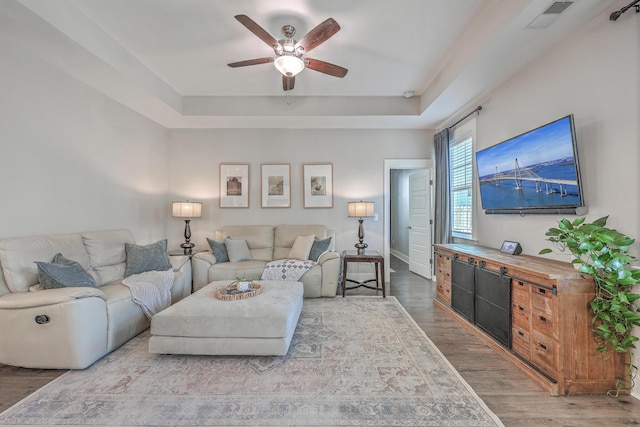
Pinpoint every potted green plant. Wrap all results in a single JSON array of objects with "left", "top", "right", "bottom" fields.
[{"left": 539, "top": 215, "right": 640, "bottom": 395}]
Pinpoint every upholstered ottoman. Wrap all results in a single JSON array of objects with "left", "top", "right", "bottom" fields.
[{"left": 149, "top": 280, "right": 303, "bottom": 356}]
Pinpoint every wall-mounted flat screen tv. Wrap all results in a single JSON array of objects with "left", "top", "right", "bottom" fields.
[{"left": 475, "top": 115, "right": 586, "bottom": 214}]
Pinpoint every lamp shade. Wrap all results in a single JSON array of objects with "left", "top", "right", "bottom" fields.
[
  {"left": 348, "top": 201, "right": 375, "bottom": 218},
  {"left": 172, "top": 201, "right": 202, "bottom": 218},
  {"left": 274, "top": 55, "right": 305, "bottom": 77}
]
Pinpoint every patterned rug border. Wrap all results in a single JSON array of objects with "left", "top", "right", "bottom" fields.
[
  {"left": 374, "top": 297, "right": 503, "bottom": 426},
  {"left": 0, "top": 296, "right": 504, "bottom": 426}
]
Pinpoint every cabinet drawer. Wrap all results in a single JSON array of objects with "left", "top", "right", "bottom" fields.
[
  {"left": 531, "top": 285, "right": 556, "bottom": 317},
  {"left": 436, "top": 289, "right": 451, "bottom": 306},
  {"left": 511, "top": 280, "right": 531, "bottom": 303},
  {"left": 512, "top": 305, "right": 530, "bottom": 330},
  {"left": 531, "top": 331, "right": 558, "bottom": 379},
  {"left": 532, "top": 309, "right": 558, "bottom": 340},
  {"left": 512, "top": 326, "right": 531, "bottom": 360}
]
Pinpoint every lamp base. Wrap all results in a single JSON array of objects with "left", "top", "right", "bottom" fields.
[
  {"left": 354, "top": 242, "right": 368, "bottom": 255},
  {"left": 180, "top": 242, "right": 195, "bottom": 255}
]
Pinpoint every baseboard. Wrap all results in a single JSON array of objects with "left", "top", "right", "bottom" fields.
[
  {"left": 631, "top": 390, "right": 640, "bottom": 401},
  {"left": 390, "top": 249, "right": 409, "bottom": 264}
]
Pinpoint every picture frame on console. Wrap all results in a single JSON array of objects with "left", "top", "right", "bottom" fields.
[
  {"left": 303, "top": 163, "right": 333, "bottom": 208},
  {"left": 219, "top": 163, "right": 249, "bottom": 208},
  {"left": 261, "top": 163, "right": 291, "bottom": 208}
]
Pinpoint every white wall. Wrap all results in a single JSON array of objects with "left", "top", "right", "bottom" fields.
[
  {"left": 474, "top": 8, "right": 638, "bottom": 254},
  {"left": 0, "top": 40, "right": 170, "bottom": 243},
  {"left": 167, "top": 128, "right": 431, "bottom": 254},
  {"left": 472, "top": 4, "right": 639, "bottom": 396}
]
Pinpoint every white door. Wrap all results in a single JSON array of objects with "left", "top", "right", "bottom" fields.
[{"left": 408, "top": 170, "right": 432, "bottom": 279}]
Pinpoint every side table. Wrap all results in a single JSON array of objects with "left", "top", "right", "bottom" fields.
[
  {"left": 167, "top": 249, "right": 207, "bottom": 258},
  {"left": 341, "top": 250, "right": 385, "bottom": 298}
]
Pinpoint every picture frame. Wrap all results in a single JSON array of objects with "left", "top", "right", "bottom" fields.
[
  {"left": 303, "top": 163, "right": 333, "bottom": 208},
  {"left": 261, "top": 163, "right": 291, "bottom": 208},
  {"left": 219, "top": 163, "right": 249, "bottom": 208}
]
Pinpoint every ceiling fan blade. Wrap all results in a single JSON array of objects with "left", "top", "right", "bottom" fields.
[
  {"left": 283, "top": 75, "right": 295, "bottom": 91},
  {"left": 305, "top": 58, "right": 348, "bottom": 78},
  {"left": 297, "top": 18, "right": 340, "bottom": 53},
  {"left": 235, "top": 15, "right": 278, "bottom": 48},
  {"left": 227, "top": 57, "right": 274, "bottom": 68}
]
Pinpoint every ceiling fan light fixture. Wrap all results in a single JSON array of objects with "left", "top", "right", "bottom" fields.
[{"left": 274, "top": 55, "right": 305, "bottom": 77}]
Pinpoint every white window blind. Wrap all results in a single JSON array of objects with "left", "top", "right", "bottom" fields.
[{"left": 449, "top": 137, "right": 473, "bottom": 236}]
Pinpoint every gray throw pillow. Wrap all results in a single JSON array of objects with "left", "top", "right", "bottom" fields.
[
  {"left": 224, "top": 238, "right": 252, "bottom": 263},
  {"left": 35, "top": 253, "right": 97, "bottom": 289},
  {"left": 124, "top": 239, "right": 171, "bottom": 277},
  {"left": 309, "top": 237, "right": 332, "bottom": 262},
  {"left": 207, "top": 238, "right": 229, "bottom": 263}
]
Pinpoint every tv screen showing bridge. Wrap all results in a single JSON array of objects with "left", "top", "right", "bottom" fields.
[{"left": 475, "top": 116, "right": 582, "bottom": 210}]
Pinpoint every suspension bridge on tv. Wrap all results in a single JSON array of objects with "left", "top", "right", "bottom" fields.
[{"left": 479, "top": 158, "right": 578, "bottom": 196}]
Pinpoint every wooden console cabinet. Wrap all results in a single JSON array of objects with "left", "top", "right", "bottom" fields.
[{"left": 434, "top": 243, "right": 628, "bottom": 396}]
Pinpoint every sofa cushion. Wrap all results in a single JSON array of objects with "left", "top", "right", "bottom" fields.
[
  {"left": 0, "top": 233, "right": 90, "bottom": 293},
  {"left": 220, "top": 226, "right": 274, "bottom": 262},
  {"left": 288, "top": 235, "right": 315, "bottom": 260},
  {"left": 124, "top": 240, "right": 171, "bottom": 277},
  {"left": 225, "top": 238, "right": 252, "bottom": 262},
  {"left": 309, "top": 237, "right": 332, "bottom": 262},
  {"left": 209, "top": 260, "right": 268, "bottom": 281},
  {"left": 35, "top": 253, "right": 97, "bottom": 289},
  {"left": 207, "top": 238, "right": 229, "bottom": 263},
  {"left": 82, "top": 229, "right": 134, "bottom": 285},
  {"left": 273, "top": 225, "right": 328, "bottom": 260}
]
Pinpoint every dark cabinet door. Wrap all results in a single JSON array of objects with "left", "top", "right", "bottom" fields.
[
  {"left": 475, "top": 266, "right": 511, "bottom": 346},
  {"left": 451, "top": 258, "right": 475, "bottom": 322}
]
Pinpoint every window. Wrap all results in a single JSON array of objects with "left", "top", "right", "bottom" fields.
[{"left": 449, "top": 136, "right": 473, "bottom": 237}]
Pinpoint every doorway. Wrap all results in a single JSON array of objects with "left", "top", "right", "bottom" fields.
[{"left": 384, "top": 159, "right": 433, "bottom": 284}]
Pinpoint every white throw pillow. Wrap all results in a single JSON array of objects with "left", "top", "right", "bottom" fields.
[
  {"left": 288, "top": 235, "right": 316, "bottom": 261},
  {"left": 224, "top": 238, "right": 252, "bottom": 262}
]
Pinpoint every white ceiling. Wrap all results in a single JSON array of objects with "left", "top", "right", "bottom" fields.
[{"left": 3, "top": 0, "right": 617, "bottom": 129}]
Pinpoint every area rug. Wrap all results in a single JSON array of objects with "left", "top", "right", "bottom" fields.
[{"left": 0, "top": 297, "right": 503, "bottom": 426}]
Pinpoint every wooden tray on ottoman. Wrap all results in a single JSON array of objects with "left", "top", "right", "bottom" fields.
[{"left": 215, "top": 283, "right": 262, "bottom": 301}]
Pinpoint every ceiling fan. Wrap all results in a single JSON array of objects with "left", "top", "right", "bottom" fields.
[{"left": 227, "top": 14, "right": 348, "bottom": 91}]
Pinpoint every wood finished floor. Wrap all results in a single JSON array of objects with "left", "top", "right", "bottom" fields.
[{"left": 1, "top": 256, "right": 639, "bottom": 425}]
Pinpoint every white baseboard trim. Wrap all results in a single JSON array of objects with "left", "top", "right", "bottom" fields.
[
  {"left": 631, "top": 390, "right": 639, "bottom": 401},
  {"left": 390, "top": 249, "right": 409, "bottom": 264}
]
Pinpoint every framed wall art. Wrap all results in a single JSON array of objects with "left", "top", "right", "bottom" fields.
[
  {"left": 219, "top": 163, "right": 249, "bottom": 208},
  {"left": 303, "top": 163, "right": 333, "bottom": 208},
  {"left": 261, "top": 163, "right": 291, "bottom": 208}
]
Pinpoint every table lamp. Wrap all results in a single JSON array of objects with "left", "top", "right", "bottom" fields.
[
  {"left": 172, "top": 201, "right": 202, "bottom": 255},
  {"left": 348, "top": 201, "right": 375, "bottom": 255}
]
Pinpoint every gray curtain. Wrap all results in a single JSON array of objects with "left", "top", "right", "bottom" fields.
[{"left": 434, "top": 128, "right": 452, "bottom": 244}]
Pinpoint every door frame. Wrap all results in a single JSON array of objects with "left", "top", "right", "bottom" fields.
[{"left": 384, "top": 158, "right": 433, "bottom": 284}]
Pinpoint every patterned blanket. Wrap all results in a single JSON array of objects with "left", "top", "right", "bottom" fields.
[
  {"left": 261, "top": 259, "right": 316, "bottom": 282},
  {"left": 122, "top": 269, "right": 174, "bottom": 319}
]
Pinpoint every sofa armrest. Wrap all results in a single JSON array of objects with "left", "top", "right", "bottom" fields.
[
  {"left": 319, "top": 252, "right": 341, "bottom": 297},
  {"left": 192, "top": 251, "right": 217, "bottom": 290},
  {"left": 317, "top": 250, "right": 340, "bottom": 265},
  {"left": 0, "top": 287, "right": 105, "bottom": 309},
  {"left": 169, "top": 254, "right": 190, "bottom": 271},
  {"left": 168, "top": 254, "right": 192, "bottom": 301}
]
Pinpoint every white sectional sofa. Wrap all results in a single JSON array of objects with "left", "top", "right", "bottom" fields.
[
  {"left": 0, "top": 229, "right": 192, "bottom": 369},
  {"left": 192, "top": 224, "right": 341, "bottom": 298}
]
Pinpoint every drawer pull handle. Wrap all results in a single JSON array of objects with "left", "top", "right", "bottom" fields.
[
  {"left": 538, "top": 343, "right": 547, "bottom": 351},
  {"left": 518, "top": 331, "right": 525, "bottom": 337},
  {"left": 518, "top": 306, "right": 525, "bottom": 312},
  {"left": 538, "top": 288, "right": 546, "bottom": 295},
  {"left": 539, "top": 315, "right": 547, "bottom": 322}
]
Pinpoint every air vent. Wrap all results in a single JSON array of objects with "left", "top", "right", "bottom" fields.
[
  {"left": 526, "top": 1, "right": 573, "bottom": 29},
  {"left": 543, "top": 1, "right": 573, "bottom": 15}
]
